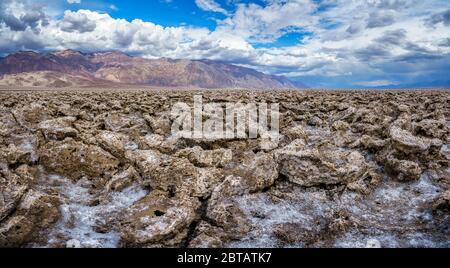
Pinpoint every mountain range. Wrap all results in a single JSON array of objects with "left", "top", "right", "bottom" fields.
[{"left": 0, "top": 50, "right": 305, "bottom": 89}]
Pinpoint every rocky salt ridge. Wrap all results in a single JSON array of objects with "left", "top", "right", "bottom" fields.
[{"left": 0, "top": 89, "right": 449, "bottom": 248}]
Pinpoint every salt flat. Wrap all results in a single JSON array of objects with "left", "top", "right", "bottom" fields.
[{"left": 0, "top": 88, "right": 449, "bottom": 248}]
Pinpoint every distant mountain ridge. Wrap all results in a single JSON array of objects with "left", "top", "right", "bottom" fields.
[{"left": 0, "top": 50, "right": 306, "bottom": 89}]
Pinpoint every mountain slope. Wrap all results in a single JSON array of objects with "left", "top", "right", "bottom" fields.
[
  {"left": 0, "top": 50, "right": 305, "bottom": 89},
  {"left": 0, "top": 71, "right": 111, "bottom": 87}
]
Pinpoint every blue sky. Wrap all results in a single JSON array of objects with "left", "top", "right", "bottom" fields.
[
  {"left": 0, "top": 0, "right": 449, "bottom": 88},
  {"left": 66, "top": 0, "right": 224, "bottom": 29}
]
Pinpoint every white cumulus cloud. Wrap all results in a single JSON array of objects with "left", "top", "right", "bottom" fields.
[{"left": 195, "top": 0, "right": 229, "bottom": 15}]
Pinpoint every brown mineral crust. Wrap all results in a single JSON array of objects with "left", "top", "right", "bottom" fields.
[
  {"left": 39, "top": 138, "right": 120, "bottom": 181},
  {"left": 433, "top": 190, "right": 450, "bottom": 212},
  {"left": 120, "top": 190, "right": 200, "bottom": 247},
  {"left": 0, "top": 189, "right": 60, "bottom": 247}
]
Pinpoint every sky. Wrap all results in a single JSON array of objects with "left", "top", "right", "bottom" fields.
[{"left": 0, "top": 0, "right": 449, "bottom": 88}]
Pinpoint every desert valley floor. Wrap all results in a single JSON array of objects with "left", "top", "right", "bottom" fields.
[{"left": 0, "top": 88, "right": 449, "bottom": 248}]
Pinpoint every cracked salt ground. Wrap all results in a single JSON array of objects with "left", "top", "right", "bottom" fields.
[
  {"left": 32, "top": 174, "right": 148, "bottom": 248},
  {"left": 335, "top": 173, "right": 449, "bottom": 248},
  {"left": 18, "top": 138, "right": 38, "bottom": 163},
  {"left": 340, "top": 173, "right": 441, "bottom": 226},
  {"left": 227, "top": 189, "right": 332, "bottom": 248},
  {"left": 227, "top": 173, "right": 449, "bottom": 248},
  {"left": 334, "top": 231, "right": 446, "bottom": 248}
]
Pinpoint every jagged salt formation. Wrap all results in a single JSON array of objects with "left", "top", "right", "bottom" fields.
[{"left": 0, "top": 89, "right": 449, "bottom": 248}]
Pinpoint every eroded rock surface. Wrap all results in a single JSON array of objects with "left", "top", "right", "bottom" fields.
[{"left": 0, "top": 89, "right": 448, "bottom": 248}]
